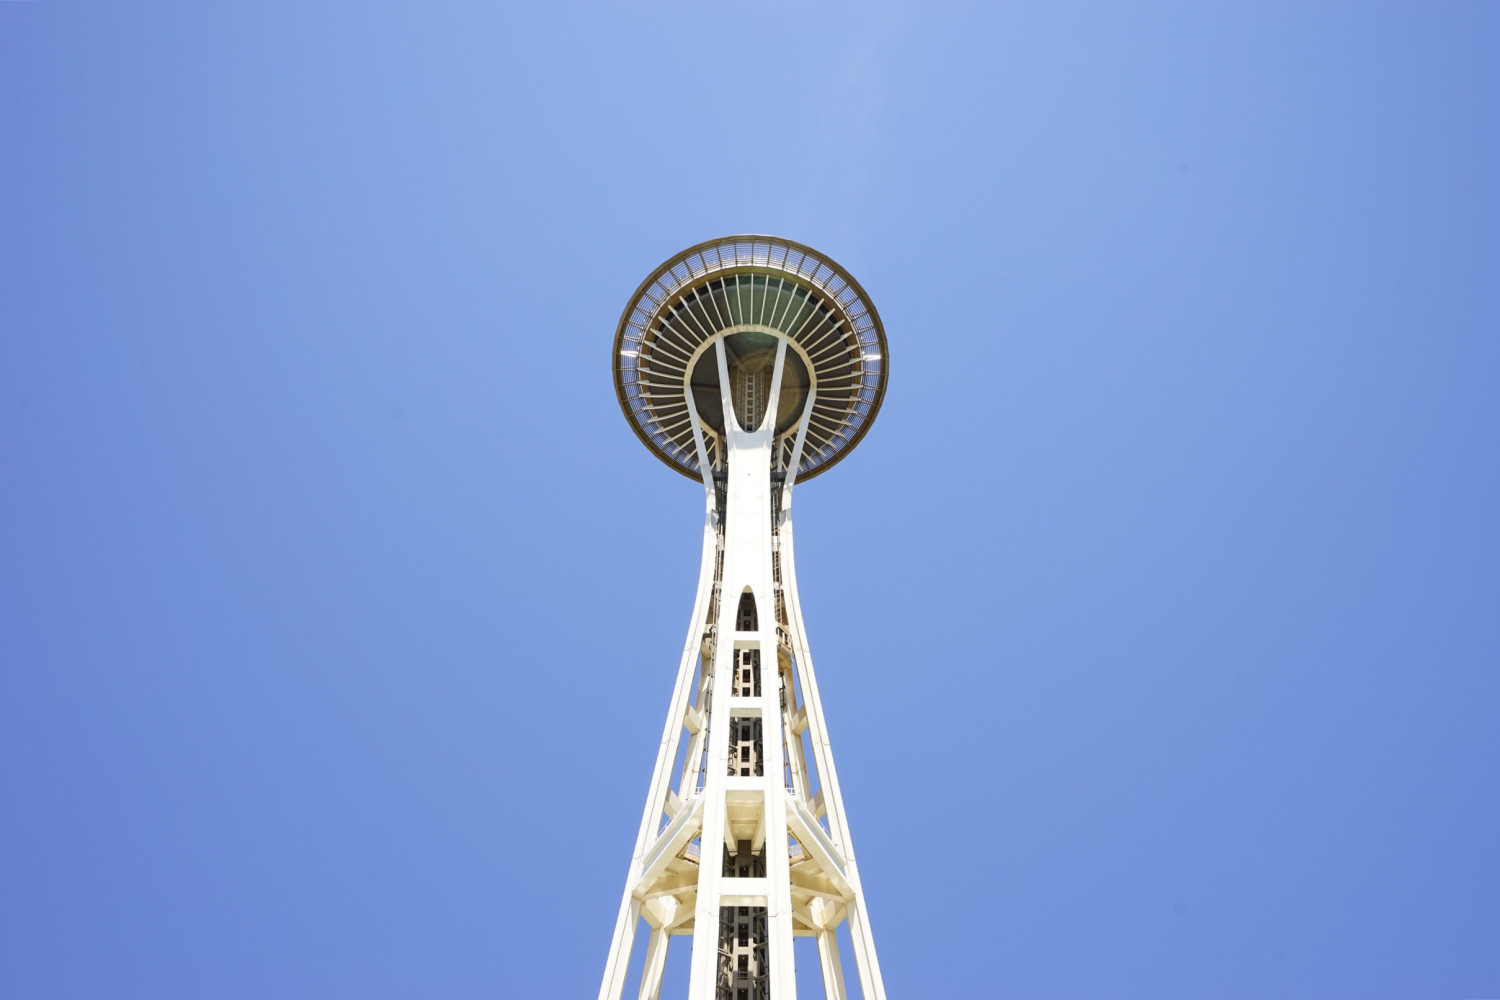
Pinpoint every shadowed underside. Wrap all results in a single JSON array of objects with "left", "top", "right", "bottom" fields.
[{"left": 614, "top": 236, "right": 888, "bottom": 481}]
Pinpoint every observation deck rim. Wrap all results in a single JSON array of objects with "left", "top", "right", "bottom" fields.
[{"left": 612, "top": 234, "right": 889, "bottom": 482}]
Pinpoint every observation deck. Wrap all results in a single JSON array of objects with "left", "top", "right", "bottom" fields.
[{"left": 613, "top": 235, "right": 888, "bottom": 481}]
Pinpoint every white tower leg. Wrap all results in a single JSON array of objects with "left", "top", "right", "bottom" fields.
[
  {"left": 601, "top": 324, "right": 888, "bottom": 998},
  {"left": 638, "top": 928, "right": 670, "bottom": 1000},
  {"left": 816, "top": 930, "right": 848, "bottom": 1000}
]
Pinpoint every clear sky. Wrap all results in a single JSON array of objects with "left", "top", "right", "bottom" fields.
[{"left": 3, "top": 4, "right": 1498, "bottom": 998}]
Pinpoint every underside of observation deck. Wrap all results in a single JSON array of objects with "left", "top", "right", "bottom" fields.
[{"left": 614, "top": 236, "right": 888, "bottom": 482}]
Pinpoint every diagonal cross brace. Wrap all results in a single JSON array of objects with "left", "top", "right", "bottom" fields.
[
  {"left": 784, "top": 793, "right": 852, "bottom": 900},
  {"left": 632, "top": 794, "right": 705, "bottom": 900}
]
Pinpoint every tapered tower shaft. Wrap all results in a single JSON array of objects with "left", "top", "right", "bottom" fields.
[{"left": 601, "top": 237, "right": 889, "bottom": 1000}]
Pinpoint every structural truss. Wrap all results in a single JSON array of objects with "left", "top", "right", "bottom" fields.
[{"left": 601, "top": 237, "right": 890, "bottom": 1000}]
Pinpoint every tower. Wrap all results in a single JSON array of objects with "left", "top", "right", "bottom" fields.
[{"left": 599, "top": 236, "right": 889, "bottom": 1000}]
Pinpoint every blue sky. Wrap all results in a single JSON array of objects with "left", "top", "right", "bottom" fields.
[{"left": 2, "top": 4, "right": 1497, "bottom": 997}]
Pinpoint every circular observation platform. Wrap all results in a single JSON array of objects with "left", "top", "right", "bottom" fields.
[{"left": 613, "top": 236, "right": 888, "bottom": 482}]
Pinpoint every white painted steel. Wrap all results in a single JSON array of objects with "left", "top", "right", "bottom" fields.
[
  {"left": 639, "top": 929, "right": 669, "bottom": 1000},
  {"left": 817, "top": 930, "right": 848, "bottom": 1000},
  {"left": 600, "top": 240, "right": 888, "bottom": 1000}
]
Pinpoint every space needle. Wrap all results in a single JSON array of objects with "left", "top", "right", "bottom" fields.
[{"left": 599, "top": 236, "right": 890, "bottom": 1000}]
